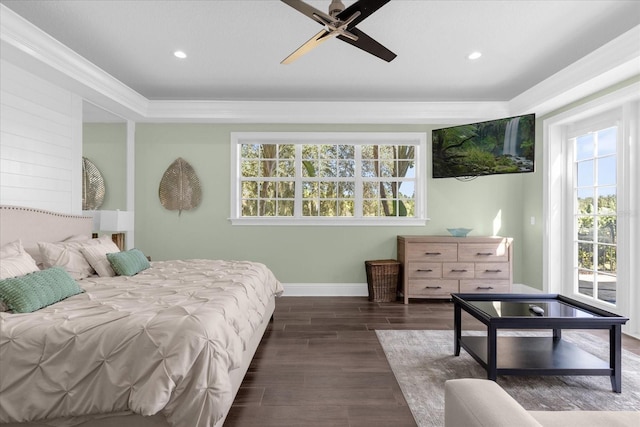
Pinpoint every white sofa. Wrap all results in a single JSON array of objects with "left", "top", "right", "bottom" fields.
[{"left": 444, "top": 378, "right": 640, "bottom": 427}]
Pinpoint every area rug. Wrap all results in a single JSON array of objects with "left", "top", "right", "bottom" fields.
[{"left": 376, "top": 330, "right": 640, "bottom": 427}]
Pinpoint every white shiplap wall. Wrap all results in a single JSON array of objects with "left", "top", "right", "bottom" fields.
[{"left": 0, "top": 59, "right": 82, "bottom": 214}]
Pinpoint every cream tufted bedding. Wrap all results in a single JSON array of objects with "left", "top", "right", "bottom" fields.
[{"left": 0, "top": 258, "right": 283, "bottom": 427}]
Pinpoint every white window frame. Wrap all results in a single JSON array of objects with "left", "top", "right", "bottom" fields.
[
  {"left": 230, "top": 132, "right": 427, "bottom": 226},
  {"left": 566, "top": 111, "right": 621, "bottom": 306},
  {"left": 543, "top": 82, "right": 639, "bottom": 337}
]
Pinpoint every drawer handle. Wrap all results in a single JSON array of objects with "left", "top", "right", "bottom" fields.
[
  {"left": 424, "top": 252, "right": 442, "bottom": 255},
  {"left": 484, "top": 269, "right": 502, "bottom": 273},
  {"left": 451, "top": 269, "right": 468, "bottom": 272},
  {"left": 476, "top": 252, "right": 494, "bottom": 256},
  {"left": 417, "top": 269, "right": 433, "bottom": 272},
  {"left": 424, "top": 286, "right": 442, "bottom": 289},
  {"left": 476, "top": 286, "right": 494, "bottom": 290}
]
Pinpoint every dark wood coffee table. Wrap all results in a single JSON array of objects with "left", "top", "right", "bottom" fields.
[{"left": 452, "top": 293, "right": 629, "bottom": 392}]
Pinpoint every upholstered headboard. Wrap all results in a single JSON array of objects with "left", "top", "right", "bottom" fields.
[{"left": 0, "top": 206, "right": 93, "bottom": 252}]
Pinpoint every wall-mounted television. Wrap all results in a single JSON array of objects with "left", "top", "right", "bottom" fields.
[{"left": 432, "top": 113, "right": 535, "bottom": 179}]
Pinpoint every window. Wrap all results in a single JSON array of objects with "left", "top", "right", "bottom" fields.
[
  {"left": 572, "top": 126, "right": 618, "bottom": 304},
  {"left": 544, "top": 84, "right": 639, "bottom": 337},
  {"left": 230, "top": 132, "right": 427, "bottom": 225}
]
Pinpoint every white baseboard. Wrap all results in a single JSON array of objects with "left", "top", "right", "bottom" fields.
[
  {"left": 282, "top": 283, "right": 368, "bottom": 297},
  {"left": 282, "top": 282, "right": 543, "bottom": 297}
]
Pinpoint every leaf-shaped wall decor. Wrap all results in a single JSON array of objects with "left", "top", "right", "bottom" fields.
[
  {"left": 158, "top": 157, "right": 202, "bottom": 215},
  {"left": 82, "top": 157, "right": 105, "bottom": 210}
]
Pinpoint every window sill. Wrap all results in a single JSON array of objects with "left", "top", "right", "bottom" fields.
[{"left": 229, "top": 217, "right": 429, "bottom": 226}]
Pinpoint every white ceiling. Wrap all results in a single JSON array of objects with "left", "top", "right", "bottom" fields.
[{"left": 2, "top": 0, "right": 639, "bottom": 104}]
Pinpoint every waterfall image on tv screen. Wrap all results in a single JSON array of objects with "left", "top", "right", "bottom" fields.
[{"left": 432, "top": 113, "right": 535, "bottom": 178}]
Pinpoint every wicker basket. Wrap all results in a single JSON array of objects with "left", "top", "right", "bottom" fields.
[{"left": 365, "top": 259, "right": 400, "bottom": 302}]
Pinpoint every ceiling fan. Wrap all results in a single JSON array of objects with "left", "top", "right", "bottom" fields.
[{"left": 281, "top": 0, "right": 397, "bottom": 64}]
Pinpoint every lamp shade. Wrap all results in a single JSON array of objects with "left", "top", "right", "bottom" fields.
[{"left": 98, "top": 210, "right": 134, "bottom": 232}]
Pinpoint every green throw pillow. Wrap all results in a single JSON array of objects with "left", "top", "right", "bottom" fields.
[
  {"left": 0, "top": 266, "right": 84, "bottom": 313},
  {"left": 107, "top": 249, "right": 150, "bottom": 276}
]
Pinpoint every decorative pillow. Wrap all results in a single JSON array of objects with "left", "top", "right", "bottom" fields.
[
  {"left": 26, "top": 234, "right": 90, "bottom": 269},
  {"left": 0, "top": 266, "right": 84, "bottom": 313},
  {"left": 107, "top": 249, "right": 150, "bottom": 276},
  {"left": 37, "top": 235, "right": 111, "bottom": 280},
  {"left": 23, "top": 247, "right": 44, "bottom": 269},
  {"left": 80, "top": 237, "right": 121, "bottom": 277},
  {"left": 1, "top": 240, "right": 40, "bottom": 279},
  {"left": 38, "top": 241, "right": 94, "bottom": 280},
  {"left": 0, "top": 251, "right": 40, "bottom": 280},
  {"left": 0, "top": 240, "right": 23, "bottom": 258}
]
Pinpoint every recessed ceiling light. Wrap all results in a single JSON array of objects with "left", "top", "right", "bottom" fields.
[
  {"left": 173, "top": 50, "right": 187, "bottom": 59},
  {"left": 468, "top": 51, "right": 482, "bottom": 60}
]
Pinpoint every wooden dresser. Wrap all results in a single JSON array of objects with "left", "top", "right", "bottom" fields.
[{"left": 397, "top": 235, "right": 513, "bottom": 304}]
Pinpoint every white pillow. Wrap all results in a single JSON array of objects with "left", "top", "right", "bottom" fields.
[
  {"left": 80, "top": 237, "right": 121, "bottom": 277},
  {"left": 25, "top": 234, "right": 90, "bottom": 269},
  {"left": 0, "top": 240, "right": 23, "bottom": 258},
  {"left": 0, "top": 240, "right": 39, "bottom": 279},
  {"left": 37, "top": 235, "right": 104, "bottom": 280}
]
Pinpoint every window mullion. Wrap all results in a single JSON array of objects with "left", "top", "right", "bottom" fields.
[
  {"left": 294, "top": 144, "right": 302, "bottom": 218},
  {"left": 355, "top": 145, "right": 363, "bottom": 218},
  {"left": 592, "top": 131, "right": 598, "bottom": 287}
]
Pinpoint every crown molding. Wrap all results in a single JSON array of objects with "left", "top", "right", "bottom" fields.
[
  {"left": 509, "top": 25, "right": 640, "bottom": 117},
  {"left": 143, "top": 100, "right": 510, "bottom": 124},
  {"left": 0, "top": 4, "right": 147, "bottom": 119},
  {"left": 2, "top": 5, "right": 638, "bottom": 124}
]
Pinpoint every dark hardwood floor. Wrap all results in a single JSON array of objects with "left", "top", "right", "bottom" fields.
[{"left": 224, "top": 297, "right": 640, "bottom": 426}]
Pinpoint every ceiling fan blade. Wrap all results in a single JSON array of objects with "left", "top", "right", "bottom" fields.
[
  {"left": 281, "top": 0, "right": 335, "bottom": 26},
  {"left": 280, "top": 0, "right": 396, "bottom": 63},
  {"left": 337, "top": 27, "right": 396, "bottom": 62},
  {"left": 337, "top": 0, "right": 391, "bottom": 29},
  {"left": 281, "top": 29, "right": 335, "bottom": 64}
]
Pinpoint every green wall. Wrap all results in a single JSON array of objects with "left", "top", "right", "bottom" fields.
[
  {"left": 519, "top": 119, "right": 544, "bottom": 291},
  {"left": 134, "top": 123, "right": 540, "bottom": 287},
  {"left": 84, "top": 79, "right": 640, "bottom": 289},
  {"left": 83, "top": 123, "right": 127, "bottom": 210}
]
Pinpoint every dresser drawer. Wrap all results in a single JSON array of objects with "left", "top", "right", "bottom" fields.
[
  {"left": 407, "top": 262, "right": 442, "bottom": 279},
  {"left": 442, "top": 263, "right": 474, "bottom": 279},
  {"left": 398, "top": 235, "right": 513, "bottom": 304},
  {"left": 474, "top": 263, "right": 510, "bottom": 279},
  {"left": 458, "top": 242, "right": 510, "bottom": 262},
  {"left": 408, "top": 280, "right": 458, "bottom": 298},
  {"left": 406, "top": 243, "right": 457, "bottom": 262},
  {"left": 460, "top": 280, "right": 510, "bottom": 293}
]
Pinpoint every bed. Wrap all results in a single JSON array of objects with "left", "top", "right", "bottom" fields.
[{"left": 0, "top": 205, "right": 284, "bottom": 427}]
